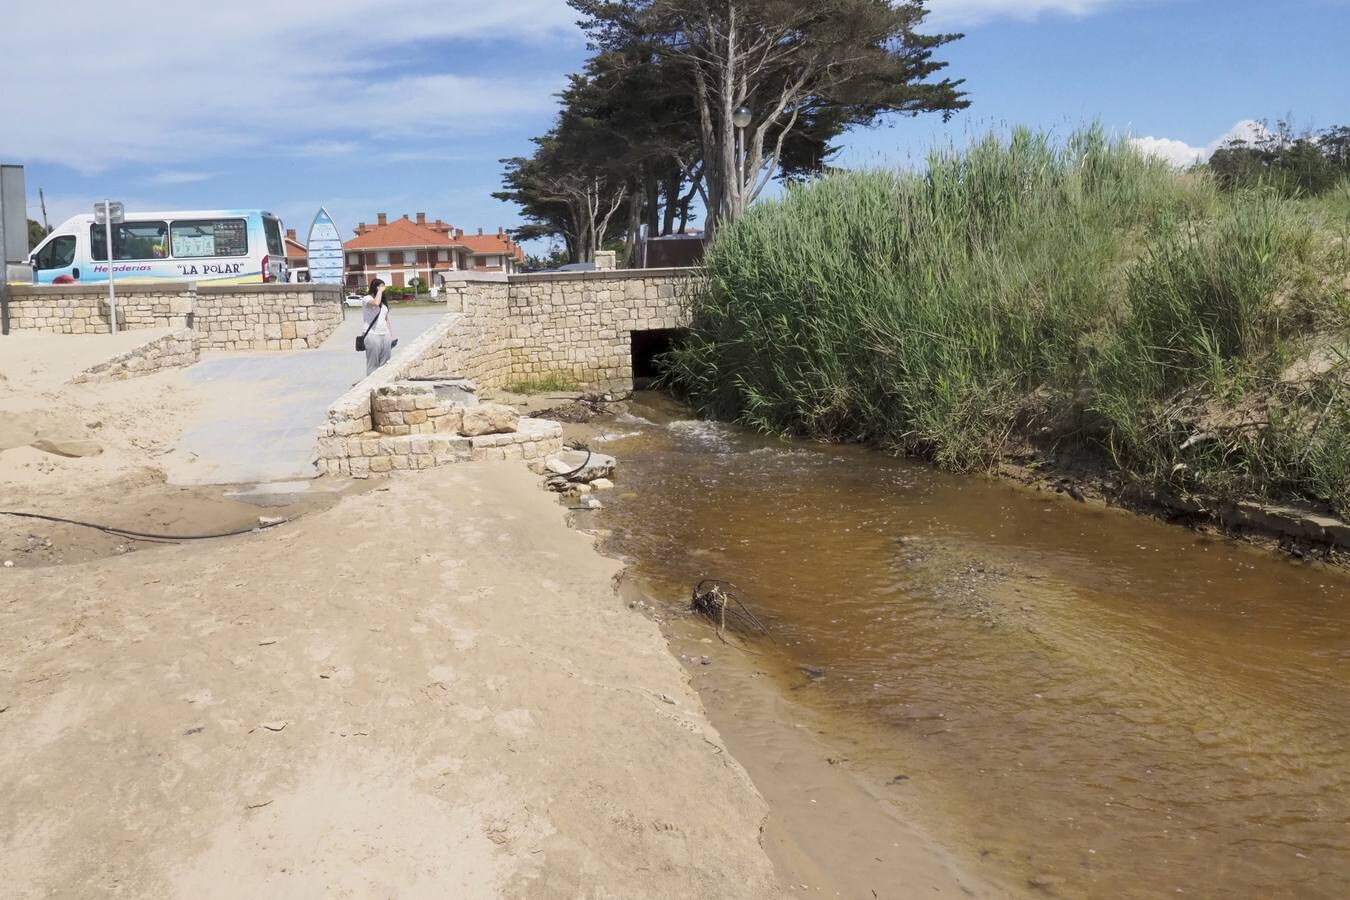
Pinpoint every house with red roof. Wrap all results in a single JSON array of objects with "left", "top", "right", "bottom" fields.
[
  {"left": 457, "top": 227, "right": 526, "bottom": 274},
  {"left": 283, "top": 228, "right": 308, "bottom": 273},
  {"left": 342, "top": 213, "right": 526, "bottom": 290}
]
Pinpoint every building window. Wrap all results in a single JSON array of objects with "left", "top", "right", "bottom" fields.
[
  {"left": 437, "top": 250, "right": 448, "bottom": 262},
  {"left": 348, "top": 253, "right": 360, "bottom": 265},
  {"left": 389, "top": 250, "right": 404, "bottom": 266},
  {"left": 376, "top": 251, "right": 389, "bottom": 266}
]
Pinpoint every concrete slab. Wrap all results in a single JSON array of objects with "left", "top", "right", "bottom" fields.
[{"left": 165, "top": 309, "right": 446, "bottom": 485}]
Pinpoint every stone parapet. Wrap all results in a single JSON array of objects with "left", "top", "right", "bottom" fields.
[
  {"left": 4, "top": 283, "right": 192, "bottom": 334},
  {"left": 193, "top": 285, "right": 343, "bottom": 351},
  {"left": 67, "top": 329, "right": 200, "bottom": 383},
  {"left": 2, "top": 283, "right": 343, "bottom": 350}
]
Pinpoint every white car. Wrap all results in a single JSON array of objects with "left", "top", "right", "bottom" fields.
[{"left": 344, "top": 292, "right": 366, "bottom": 308}]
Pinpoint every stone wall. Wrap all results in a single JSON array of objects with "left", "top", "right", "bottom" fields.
[
  {"left": 503, "top": 268, "right": 693, "bottom": 387},
  {"left": 409, "top": 281, "right": 513, "bottom": 388},
  {"left": 194, "top": 285, "right": 344, "bottom": 351},
  {"left": 3, "top": 283, "right": 344, "bottom": 350},
  {"left": 314, "top": 314, "right": 469, "bottom": 473},
  {"left": 314, "top": 267, "right": 699, "bottom": 477},
  {"left": 4, "top": 283, "right": 192, "bottom": 334},
  {"left": 68, "top": 329, "right": 200, "bottom": 383}
]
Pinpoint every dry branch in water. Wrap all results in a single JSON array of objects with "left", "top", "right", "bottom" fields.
[{"left": 690, "top": 579, "right": 771, "bottom": 643}]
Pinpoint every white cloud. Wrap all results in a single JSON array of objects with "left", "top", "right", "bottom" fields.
[
  {"left": 0, "top": 1, "right": 577, "bottom": 172},
  {"left": 291, "top": 141, "right": 364, "bottom": 158},
  {"left": 1129, "top": 119, "right": 1273, "bottom": 168},
  {"left": 1128, "top": 136, "right": 1207, "bottom": 168},
  {"left": 147, "top": 171, "right": 217, "bottom": 185},
  {"left": 926, "top": 0, "right": 1125, "bottom": 27}
]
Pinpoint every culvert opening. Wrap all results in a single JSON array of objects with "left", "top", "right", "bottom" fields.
[{"left": 630, "top": 328, "right": 689, "bottom": 388}]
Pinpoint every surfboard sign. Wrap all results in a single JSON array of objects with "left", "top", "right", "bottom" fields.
[{"left": 306, "top": 207, "right": 344, "bottom": 284}]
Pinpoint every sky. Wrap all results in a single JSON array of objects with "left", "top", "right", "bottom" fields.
[{"left": 3, "top": 0, "right": 1348, "bottom": 252}]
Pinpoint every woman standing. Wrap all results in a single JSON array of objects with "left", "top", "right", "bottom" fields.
[{"left": 362, "top": 278, "right": 394, "bottom": 375}]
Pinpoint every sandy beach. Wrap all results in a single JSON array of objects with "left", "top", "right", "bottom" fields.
[
  {"left": 0, "top": 334, "right": 782, "bottom": 897},
  {"left": 0, "top": 463, "right": 782, "bottom": 897}
]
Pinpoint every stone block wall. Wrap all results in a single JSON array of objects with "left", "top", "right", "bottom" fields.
[
  {"left": 68, "top": 329, "right": 200, "bottom": 383},
  {"left": 193, "top": 285, "right": 344, "bottom": 350},
  {"left": 4, "top": 283, "right": 192, "bottom": 334},
  {"left": 3, "top": 283, "right": 344, "bottom": 351},
  {"left": 409, "top": 281, "right": 512, "bottom": 388},
  {"left": 503, "top": 268, "right": 693, "bottom": 387},
  {"left": 333, "top": 418, "right": 562, "bottom": 478},
  {"left": 371, "top": 383, "right": 463, "bottom": 436}
]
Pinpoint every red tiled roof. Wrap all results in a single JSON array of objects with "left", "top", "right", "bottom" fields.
[
  {"left": 460, "top": 231, "right": 526, "bottom": 263},
  {"left": 345, "top": 217, "right": 467, "bottom": 251}
]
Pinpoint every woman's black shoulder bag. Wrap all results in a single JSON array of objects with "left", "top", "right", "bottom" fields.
[{"left": 356, "top": 306, "right": 381, "bottom": 352}]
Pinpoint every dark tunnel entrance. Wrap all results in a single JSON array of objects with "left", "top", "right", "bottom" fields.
[{"left": 630, "top": 328, "right": 689, "bottom": 388}]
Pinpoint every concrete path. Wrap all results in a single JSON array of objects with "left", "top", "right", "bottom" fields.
[{"left": 166, "top": 307, "right": 445, "bottom": 485}]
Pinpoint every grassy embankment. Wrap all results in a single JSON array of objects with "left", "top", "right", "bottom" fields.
[{"left": 665, "top": 128, "right": 1350, "bottom": 518}]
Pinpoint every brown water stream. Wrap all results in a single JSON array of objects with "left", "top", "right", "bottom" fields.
[{"left": 589, "top": 394, "right": 1350, "bottom": 898}]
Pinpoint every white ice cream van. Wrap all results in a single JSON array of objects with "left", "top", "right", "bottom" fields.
[{"left": 27, "top": 209, "right": 288, "bottom": 285}]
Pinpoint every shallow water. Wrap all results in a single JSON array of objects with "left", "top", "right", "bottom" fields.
[{"left": 593, "top": 394, "right": 1350, "bottom": 898}]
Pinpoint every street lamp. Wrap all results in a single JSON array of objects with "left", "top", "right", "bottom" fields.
[{"left": 732, "top": 105, "right": 752, "bottom": 219}]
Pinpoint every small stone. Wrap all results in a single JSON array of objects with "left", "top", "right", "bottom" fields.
[
  {"left": 544, "top": 449, "right": 616, "bottom": 483},
  {"left": 2, "top": 560, "right": 13, "bottom": 568},
  {"left": 590, "top": 478, "right": 614, "bottom": 490},
  {"left": 30, "top": 438, "right": 103, "bottom": 458}
]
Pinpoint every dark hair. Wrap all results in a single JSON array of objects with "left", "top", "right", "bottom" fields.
[{"left": 368, "top": 277, "right": 385, "bottom": 296}]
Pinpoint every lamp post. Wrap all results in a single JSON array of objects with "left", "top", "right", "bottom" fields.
[{"left": 732, "top": 104, "right": 752, "bottom": 221}]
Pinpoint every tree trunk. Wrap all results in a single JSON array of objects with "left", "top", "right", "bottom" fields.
[
  {"left": 660, "top": 166, "right": 680, "bottom": 236},
  {"left": 644, "top": 166, "right": 660, "bottom": 238},
  {"left": 624, "top": 187, "right": 643, "bottom": 267}
]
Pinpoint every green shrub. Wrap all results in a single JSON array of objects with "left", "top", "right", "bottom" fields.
[
  {"left": 666, "top": 126, "right": 1350, "bottom": 515},
  {"left": 508, "top": 374, "right": 582, "bottom": 394}
]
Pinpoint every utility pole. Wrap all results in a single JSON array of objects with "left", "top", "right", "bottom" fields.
[
  {"left": 0, "top": 164, "right": 29, "bottom": 337},
  {"left": 94, "top": 200, "right": 124, "bottom": 335}
]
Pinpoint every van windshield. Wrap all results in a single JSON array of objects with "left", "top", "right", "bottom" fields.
[{"left": 263, "top": 217, "right": 284, "bottom": 256}]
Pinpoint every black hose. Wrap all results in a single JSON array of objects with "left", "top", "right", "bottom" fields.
[
  {"left": 0, "top": 511, "right": 287, "bottom": 544},
  {"left": 554, "top": 442, "right": 594, "bottom": 480}
]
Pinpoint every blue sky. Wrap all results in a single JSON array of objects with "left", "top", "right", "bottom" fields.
[{"left": 3, "top": 0, "right": 1347, "bottom": 252}]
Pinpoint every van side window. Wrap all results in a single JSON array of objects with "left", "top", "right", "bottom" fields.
[
  {"left": 34, "top": 235, "right": 77, "bottom": 270},
  {"left": 91, "top": 221, "right": 169, "bottom": 260},
  {"left": 171, "top": 219, "right": 248, "bottom": 257}
]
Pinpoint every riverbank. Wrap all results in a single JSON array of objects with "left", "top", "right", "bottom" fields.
[
  {"left": 0, "top": 464, "right": 784, "bottom": 897},
  {"left": 665, "top": 128, "right": 1350, "bottom": 555}
]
